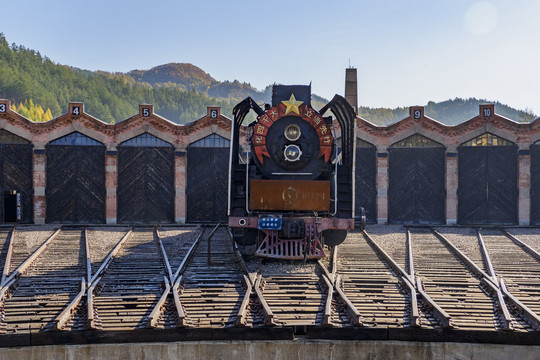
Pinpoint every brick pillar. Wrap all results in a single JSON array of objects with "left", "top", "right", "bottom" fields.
[
  {"left": 518, "top": 150, "right": 531, "bottom": 225},
  {"left": 445, "top": 152, "right": 458, "bottom": 224},
  {"left": 175, "top": 149, "right": 187, "bottom": 223},
  {"left": 376, "top": 151, "right": 388, "bottom": 224},
  {"left": 105, "top": 150, "right": 117, "bottom": 224},
  {"left": 33, "top": 149, "right": 46, "bottom": 224}
]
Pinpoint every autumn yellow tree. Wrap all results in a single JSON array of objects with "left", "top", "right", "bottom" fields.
[{"left": 12, "top": 99, "right": 54, "bottom": 122}]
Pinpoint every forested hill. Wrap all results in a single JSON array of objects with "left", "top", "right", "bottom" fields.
[
  {"left": 0, "top": 34, "right": 536, "bottom": 125},
  {"left": 359, "top": 98, "right": 536, "bottom": 126}
]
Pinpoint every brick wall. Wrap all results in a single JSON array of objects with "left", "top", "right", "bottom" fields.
[{"left": 0, "top": 98, "right": 539, "bottom": 225}]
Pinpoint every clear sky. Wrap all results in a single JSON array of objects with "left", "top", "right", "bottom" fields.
[{"left": 1, "top": 0, "right": 539, "bottom": 115}]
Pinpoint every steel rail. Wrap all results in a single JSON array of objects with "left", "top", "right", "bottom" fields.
[
  {"left": 88, "top": 228, "right": 133, "bottom": 287},
  {"left": 363, "top": 230, "right": 419, "bottom": 326},
  {"left": 226, "top": 227, "right": 256, "bottom": 326},
  {"left": 319, "top": 246, "right": 337, "bottom": 326},
  {"left": 432, "top": 229, "right": 495, "bottom": 286},
  {"left": 150, "top": 227, "right": 208, "bottom": 328},
  {"left": 335, "top": 273, "right": 363, "bottom": 326},
  {"left": 86, "top": 278, "right": 99, "bottom": 329},
  {"left": 500, "top": 278, "right": 540, "bottom": 331},
  {"left": 1, "top": 227, "right": 14, "bottom": 287},
  {"left": 4, "top": 227, "right": 62, "bottom": 285},
  {"left": 236, "top": 274, "right": 253, "bottom": 326},
  {"left": 148, "top": 277, "right": 171, "bottom": 328},
  {"left": 55, "top": 278, "right": 87, "bottom": 330},
  {"left": 156, "top": 228, "right": 174, "bottom": 283},
  {"left": 84, "top": 227, "right": 91, "bottom": 285},
  {"left": 406, "top": 228, "right": 415, "bottom": 279},
  {"left": 173, "top": 276, "right": 187, "bottom": 327},
  {"left": 254, "top": 273, "right": 275, "bottom": 326},
  {"left": 476, "top": 230, "right": 512, "bottom": 330},
  {"left": 415, "top": 277, "right": 451, "bottom": 328},
  {"left": 503, "top": 230, "right": 540, "bottom": 262}
]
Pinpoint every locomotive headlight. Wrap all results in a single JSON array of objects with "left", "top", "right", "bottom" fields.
[
  {"left": 284, "top": 144, "right": 302, "bottom": 162},
  {"left": 284, "top": 124, "right": 301, "bottom": 141}
]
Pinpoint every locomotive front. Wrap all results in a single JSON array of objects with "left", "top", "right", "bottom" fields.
[{"left": 228, "top": 84, "right": 362, "bottom": 260}]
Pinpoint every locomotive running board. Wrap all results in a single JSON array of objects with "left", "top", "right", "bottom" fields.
[{"left": 255, "top": 225, "right": 325, "bottom": 260}]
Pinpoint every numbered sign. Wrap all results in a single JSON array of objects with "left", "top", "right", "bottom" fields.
[
  {"left": 210, "top": 110, "right": 218, "bottom": 119},
  {"left": 0, "top": 104, "right": 6, "bottom": 113},
  {"left": 143, "top": 108, "right": 150, "bottom": 117},
  {"left": 483, "top": 108, "right": 491, "bottom": 117},
  {"left": 73, "top": 106, "right": 80, "bottom": 115},
  {"left": 413, "top": 110, "right": 421, "bottom": 119}
]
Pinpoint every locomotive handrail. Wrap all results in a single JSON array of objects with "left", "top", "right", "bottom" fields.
[{"left": 245, "top": 128, "right": 252, "bottom": 215}]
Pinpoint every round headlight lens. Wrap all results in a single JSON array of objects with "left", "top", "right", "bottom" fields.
[
  {"left": 284, "top": 144, "right": 302, "bottom": 162},
  {"left": 284, "top": 124, "right": 301, "bottom": 141}
]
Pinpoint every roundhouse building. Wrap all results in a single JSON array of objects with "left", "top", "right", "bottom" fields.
[{"left": 0, "top": 98, "right": 538, "bottom": 226}]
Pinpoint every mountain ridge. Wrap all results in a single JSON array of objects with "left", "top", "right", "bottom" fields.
[{"left": 0, "top": 34, "right": 536, "bottom": 125}]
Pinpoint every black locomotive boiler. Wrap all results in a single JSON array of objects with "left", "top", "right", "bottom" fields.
[{"left": 228, "top": 84, "right": 364, "bottom": 260}]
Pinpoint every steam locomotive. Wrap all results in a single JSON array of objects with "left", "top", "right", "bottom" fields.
[{"left": 228, "top": 84, "right": 364, "bottom": 260}]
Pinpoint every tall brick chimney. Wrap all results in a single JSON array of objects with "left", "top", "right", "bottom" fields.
[{"left": 344, "top": 67, "right": 358, "bottom": 114}]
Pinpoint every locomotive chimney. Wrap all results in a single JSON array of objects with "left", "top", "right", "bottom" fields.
[{"left": 344, "top": 67, "right": 358, "bottom": 114}]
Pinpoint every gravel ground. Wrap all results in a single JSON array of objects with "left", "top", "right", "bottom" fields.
[
  {"left": 434, "top": 227, "right": 487, "bottom": 272},
  {"left": 10, "top": 225, "right": 58, "bottom": 272},
  {"left": 505, "top": 228, "right": 540, "bottom": 253},
  {"left": 364, "top": 224, "right": 407, "bottom": 270},
  {"left": 87, "top": 227, "right": 131, "bottom": 274}
]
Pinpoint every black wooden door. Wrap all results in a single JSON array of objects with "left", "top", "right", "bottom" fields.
[
  {"left": 0, "top": 144, "right": 34, "bottom": 223},
  {"left": 531, "top": 143, "right": 540, "bottom": 225},
  {"left": 458, "top": 146, "right": 518, "bottom": 225},
  {"left": 355, "top": 147, "right": 377, "bottom": 224},
  {"left": 388, "top": 148, "right": 446, "bottom": 224},
  {"left": 46, "top": 146, "right": 105, "bottom": 223},
  {"left": 117, "top": 147, "right": 175, "bottom": 223},
  {"left": 186, "top": 147, "right": 229, "bottom": 223}
]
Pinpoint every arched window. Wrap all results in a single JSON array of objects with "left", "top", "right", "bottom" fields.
[
  {"left": 188, "top": 134, "right": 230, "bottom": 148},
  {"left": 49, "top": 132, "right": 102, "bottom": 146},
  {"left": 120, "top": 133, "right": 172, "bottom": 147}
]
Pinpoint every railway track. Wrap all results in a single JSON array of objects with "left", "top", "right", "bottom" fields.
[
  {"left": 1, "top": 228, "right": 85, "bottom": 333},
  {"left": 257, "top": 260, "right": 327, "bottom": 327},
  {"left": 335, "top": 231, "right": 412, "bottom": 328},
  {"left": 408, "top": 228, "right": 504, "bottom": 330},
  {"left": 174, "top": 226, "right": 251, "bottom": 328},
  {"left": 88, "top": 228, "right": 165, "bottom": 330},
  {"left": 0, "top": 224, "right": 536, "bottom": 335},
  {"left": 479, "top": 228, "right": 540, "bottom": 330}
]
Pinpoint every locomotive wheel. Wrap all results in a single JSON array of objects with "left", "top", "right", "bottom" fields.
[{"left": 322, "top": 229, "right": 348, "bottom": 247}]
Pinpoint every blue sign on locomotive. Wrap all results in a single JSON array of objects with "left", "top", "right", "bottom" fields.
[{"left": 228, "top": 84, "right": 365, "bottom": 260}]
